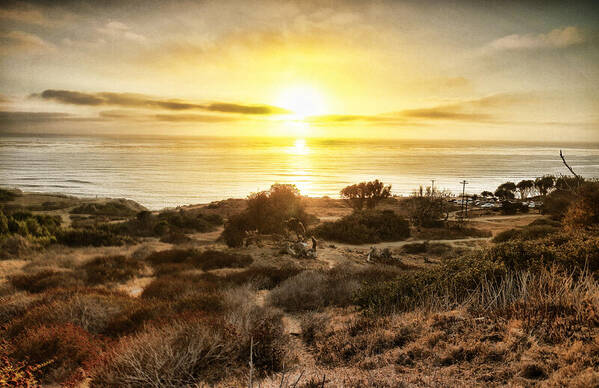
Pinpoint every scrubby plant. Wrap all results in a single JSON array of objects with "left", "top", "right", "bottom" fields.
[
  {"left": 83, "top": 255, "right": 144, "bottom": 284},
  {"left": 268, "top": 270, "right": 361, "bottom": 312},
  {"left": 492, "top": 224, "right": 559, "bottom": 243},
  {"left": 10, "top": 324, "right": 102, "bottom": 385},
  {"left": 222, "top": 184, "right": 314, "bottom": 247},
  {"left": 9, "top": 269, "right": 83, "bottom": 293},
  {"left": 189, "top": 250, "right": 253, "bottom": 271},
  {"left": 405, "top": 186, "right": 450, "bottom": 228},
  {"left": 313, "top": 210, "right": 410, "bottom": 244},
  {"left": 6, "top": 290, "right": 132, "bottom": 338},
  {"left": 340, "top": 179, "right": 391, "bottom": 210},
  {"left": 145, "top": 248, "right": 253, "bottom": 271},
  {"left": 56, "top": 227, "right": 131, "bottom": 247},
  {"left": 70, "top": 200, "right": 140, "bottom": 217}
]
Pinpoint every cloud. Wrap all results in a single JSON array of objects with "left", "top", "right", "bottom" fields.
[
  {"left": 0, "top": 30, "right": 56, "bottom": 52},
  {"left": 98, "top": 20, "right": 146, "bottom": 42},
  {"left": 398, "top": 108, "right": 491, "bottom": 121},
  {"left": 308, "top": 93, "right": 533, "bottom": 125},
  {"left": 0, "top": 6, "right": 47, "bottom": 25},
  {"left": 153, "top": 113, "right": 242, "bottom": 122},
  {"left": 99, "top": 110, "right": 241, "bottom": 122},
  {"left": 489, "top": 26, "right": 585, "bottom": 51},
  {"left": 0, "top": 111, "right": 104, "bottom": 123},
  {"left": 31, "top": 89, "right": 289, "bottom": 115}
]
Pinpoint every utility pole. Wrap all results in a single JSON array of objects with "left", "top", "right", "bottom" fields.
[
  {"left": 431, "top": 179, "right": 436, "bottom": 191},
  {"left": 460, "top": 180, "right": 468, "bottom": 218}
]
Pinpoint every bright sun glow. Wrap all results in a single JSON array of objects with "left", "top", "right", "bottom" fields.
[{"left": 276, "top": 85, "right": 327, "bottom": 118}]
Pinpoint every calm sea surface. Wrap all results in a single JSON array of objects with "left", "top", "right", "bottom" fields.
[{"left": 1, "top": 135, "right": 598, "bottom": 210}]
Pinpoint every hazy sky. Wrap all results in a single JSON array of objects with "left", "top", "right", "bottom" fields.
[{"left": 1, "top": 0, "right": 598, "bottom": 141}]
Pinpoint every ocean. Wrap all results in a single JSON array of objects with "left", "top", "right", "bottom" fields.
[{"left": 1, "top": 134, "right": 598, "bottom": 210}]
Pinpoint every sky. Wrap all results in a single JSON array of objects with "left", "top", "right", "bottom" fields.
[{"left": 0, "top": 0, "right": 598, "bottom": 141}]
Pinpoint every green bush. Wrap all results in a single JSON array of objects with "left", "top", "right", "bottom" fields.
[
  {"left": 83, "top": 255, "right": 144, "bottom": 285},
  {"left": 0, "top": 188, "right": 17, "bottom": 201},
  {"left": 145, "top": 248, "right": 253, "bottom": 271},
  {"left": 313, "top": 210, "right": 410, "bottom": 244},
  {"left": 222, "top": 184, "right": 315, "bottom": 247},
  {"left": 485, "top": 232, "right": 599, "bottom": 273},
  {"left": 188, "top": 250, "right": 253, "bottom": 271},
  {"left": 355, "top": 255, "right": 505, "bottom": 313},
  {"left": 70, "top": 200, "right": 139, "bottom": 217},
  {"left": 492, "top": 225, "right": 559, "bottom": 243},
  {"left": 222, "top": 264, "right": 303, "bottom": 289},
  {"left": 56, "top": 228, "right": 131, "bottom": 247}
]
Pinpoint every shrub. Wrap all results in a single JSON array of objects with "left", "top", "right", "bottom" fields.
[
  {"left": 6, "top": 291, "right": 132, "bottom": 338},
  {"left": 146, "top": 248, "right": 253, "bottom": 271},
  {"left": 268, "top": 270, "right": 361, "bottom": 312},
  {"left": 0, "top": 235, "right": 32, "bottom": 258},
  {"left": 0, "top": 352, "right": 42, "bottom": 387},
  {"left": 141, "top": 276, "right": 197, "bottom": 300},
  {"left": 485, "top": 231, "right": 599, "bottom": 273},
  {"left": 189, "top": 250, "right": 253, "bottom": 271},
  {"left": 102, "top": 299, "right": 174, "bottom": 337},
  {"left": 564, "top": 181, "right": 599, "bottom": 230},
  {"left": 92, "top": 302, "right": 290, "bottom": 386},
  {"left": 405, "top": 186, "right": 451, "bottom": 227},
  {"left": 222, "top": 184, "right": 314, "bottom": 247},
  {"left": 10, "top": 324, "right": 102, "bottom": 384},
  {"left": 355, "top": 255, "right": 505, "bottom": 313},
  {"left": 83, "top": 255, "right": 144, "bottom": 285},
  {"left": 0, "top": 188, "right": 17, "bottom": 202},
  {"left": 91, "top": 318, "right": 240, "bottom": 386},
  {"left": 70, "top": 200, "right": 140, "bottom": 217},
  {"left": 223, "top": 264, "right": 303, "bottom": 289},
  {"left": 9, "top": 270, "right": 83, "bottom": 293},
  {"left": 340, "top": 179, "right": 391, "bottom": 210},
  {"left": 56, "top": 228, "right": 131, "bottom": 247},
  {"left": 313, "top": 210, "right": 410, "bottom": 244},
  {"left": 145, "top": 248, "right": 195, "bottom": 265},
  {"left": 402, "top": 242, "right": 428, "bottom": 254},
  {"left": 0, "top": 293, "right": 39, "bottom": 326},
  {"left": 492, "top": 225, "right": 559, "bottom": 243}
]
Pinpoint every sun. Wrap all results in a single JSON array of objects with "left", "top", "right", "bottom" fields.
[{"left": 276, "top": 85, "right": 327, "bottom": 118}]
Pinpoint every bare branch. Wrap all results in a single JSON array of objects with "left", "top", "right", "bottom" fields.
[{"left": 560, "top": 150, "right": 580, "bottom": 179}]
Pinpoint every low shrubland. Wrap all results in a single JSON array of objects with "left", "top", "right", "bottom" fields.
[
  {"left": 9, "top": 269, "right": 83, "bottom": 293},
  {"left": 492, "top": 224, "right": 559, "bottom": 243},
  {"left": 83, "top": 255, "right": 145, "bottom": 284},
  {"left": 10, "top": 324, "right": 103, "bottom": 384},
  {"left": 90, "top": 287, "right": 291, "bottom": 387},
  {"left": 146, "top": 248, "right": 253, "bottom": 271},
  {"left": 70, "top": 200, "right": 142, "bottom": 218},
  {"left": 2, "top": 181, "right": 598, "bottom": 386},
  {"left": 313, "top": 210, "right": 410, "bottom": 244}
]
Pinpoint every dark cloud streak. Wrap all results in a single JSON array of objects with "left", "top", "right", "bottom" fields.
[{"left": 31, "top": 89, "right": 289, "bottom": 115}]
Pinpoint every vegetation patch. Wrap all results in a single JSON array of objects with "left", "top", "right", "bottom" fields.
[
  {"left": 83, "top": 255, "right": 144, "bottom": 285},
  {"left": 313, "top": 210, "right": 410, "bottom": 244},
  {"left": 146, "top": 248, "right": 253, "bottom": 271}
]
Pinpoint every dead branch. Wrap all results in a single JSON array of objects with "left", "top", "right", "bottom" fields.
[{"left": 560, "top": 150, "right": 580, "bottom": 179}]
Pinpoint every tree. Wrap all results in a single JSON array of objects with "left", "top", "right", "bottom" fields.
[
  {"left": 494, "top": 182, "right": 516, "bottom": 201},
  {"left": 480, "top": 191, "right": 494, "bottom": 198},
  {"left": 222, "top": 184, "right": 312, "bottom": 247},
  {"left": 406, "top": 186, "right": 450, "bottom": 228},
  {"left": 564, "top": 181, "right": 599, "bottom": 230},
  {"left": 516, "top": 179, "right": 535, "bottom": 199},
  {"left": 340, "top": 179, "right": 391, "bottom": 211},
  {"left": 534, "top": 175, "right": 555, "bottom": 196}
]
